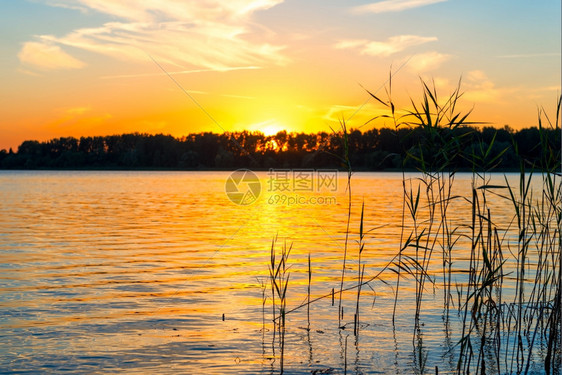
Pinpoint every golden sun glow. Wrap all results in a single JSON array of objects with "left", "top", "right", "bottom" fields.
[
  {"left": 261, "top": 123, "right": 286, "bottom": 136},
  {"left": 264, "top": 139, "right": 280, "bottom": 151},
  {"left": 0, "top": 0, "right": 559, "bottom": 151},
  {"left": 248, "top": 120, "right": 287, "bottom": 136}
]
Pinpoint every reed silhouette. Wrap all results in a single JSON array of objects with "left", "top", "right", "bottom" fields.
[{"left": 262, "top": 79, "right": 561, "bottom": 374}]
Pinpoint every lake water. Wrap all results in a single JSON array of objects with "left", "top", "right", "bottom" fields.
[{"left": 0, "top": 170, "right": 557, "bottom": 374}]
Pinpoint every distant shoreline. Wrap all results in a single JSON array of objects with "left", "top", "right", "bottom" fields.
[{"left": 1, "top": 126, "right": 559, "bottom": 172}]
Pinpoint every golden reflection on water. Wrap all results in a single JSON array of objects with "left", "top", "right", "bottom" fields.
[{"left": 0, "top": 170, "right": 548, "bottom": 373}]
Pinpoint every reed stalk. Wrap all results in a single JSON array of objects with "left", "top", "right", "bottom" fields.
[
  {"left": 261, "top": 80, "right": 560, "bottom": 374},
  {"left": 268, "top": 237, "right": 292, "bottom": 374}
]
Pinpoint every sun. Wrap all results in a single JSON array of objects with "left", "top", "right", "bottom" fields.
[
  {"left": 249, "top": 120, "right": 287, "bottom": 136},
  {"left": 262, "top": 123, "right": 285, "bottom": 136}
]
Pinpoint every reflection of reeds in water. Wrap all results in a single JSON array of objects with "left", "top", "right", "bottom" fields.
[
  {"left": 307, "top": 251, "right": 311, "bottom": 332},
  {"left": 354, "top": 201, "right": 366, "bottom": 338},
  {"left": 338, "top": 122, "right": 353, "bottom": 329},
  {"left": 385, "top": 82, "right": 561, "bottom": 374},
  {"left": 457, "top": 98, "right": 561, "bottom": 374},
  {"left": 268, "top": 237, "right": 292, "bottom": 374},
  {"left": 263, "top": 80, "right": 561, "bottom": 374}
]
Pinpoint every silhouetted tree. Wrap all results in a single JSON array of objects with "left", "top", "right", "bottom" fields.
[{"left": 0, "top": 126, "right": 558, "bottom": 171}]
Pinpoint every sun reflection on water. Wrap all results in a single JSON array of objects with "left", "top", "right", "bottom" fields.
[{"left": 0, "top": 171, "right": 551, "bottom": 373}]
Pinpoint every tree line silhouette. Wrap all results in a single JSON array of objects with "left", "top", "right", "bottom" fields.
[{"left": 0, "top": 125, "right": 559, "bottom": 171}]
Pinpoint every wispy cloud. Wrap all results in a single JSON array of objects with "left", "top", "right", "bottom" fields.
[
  {"left": 352, "top": 0, "right": 447, "bottom": 14},
  {"left": 323, "top": 105, "right": 354, "bottom": 123},
  {"left": 65, "top": 106, "right": 91, "bottom": 115},
  {"left": 498, "top": 52, "right": 561, "bottom": 59},
  {"left": 335, "top": 35, "right": 437, "bottom": 57},
  {"left": 17, "top": 68, "right": 43, "bottom": 76},
  {"left": 20, "top": 0, "right": 288, "bottom": 71},
  {"left": 45, "top": 105, "right": 112, "bottom": 131},
  {"left": 221, "top": 93, "right": 256, "bottom": 100},
  {"left": 101, "top": 66, "right": 260, "bottom": 79},
  {"left": 536, "top": 85, "right": 561, "bottom": 92},
  {"left": 323, "top": 103, "right": 379, "bottom": 123},
  {"left": 463, "top": 70, "right": 512, "bottom": 103},
  {"left": 407, "top": 51, "right": 451, "bottom": 72},
  {"left": 44, "top": 1, "right": 90, "bottom": 13},
  {"left": 18, "top": 41, "right": 86, "bottom": 70}
]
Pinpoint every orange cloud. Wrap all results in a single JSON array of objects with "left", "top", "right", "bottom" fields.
[
  {"left": 463, "top": 70, "right": 505, "bottom": 103},
  {"left": 18, "top": 41, "right": 86, "bottom": 70}
]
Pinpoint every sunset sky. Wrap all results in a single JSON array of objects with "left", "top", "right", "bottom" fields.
[{"left": 1, "top": 0, "right": 560, "bottom": 150}]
